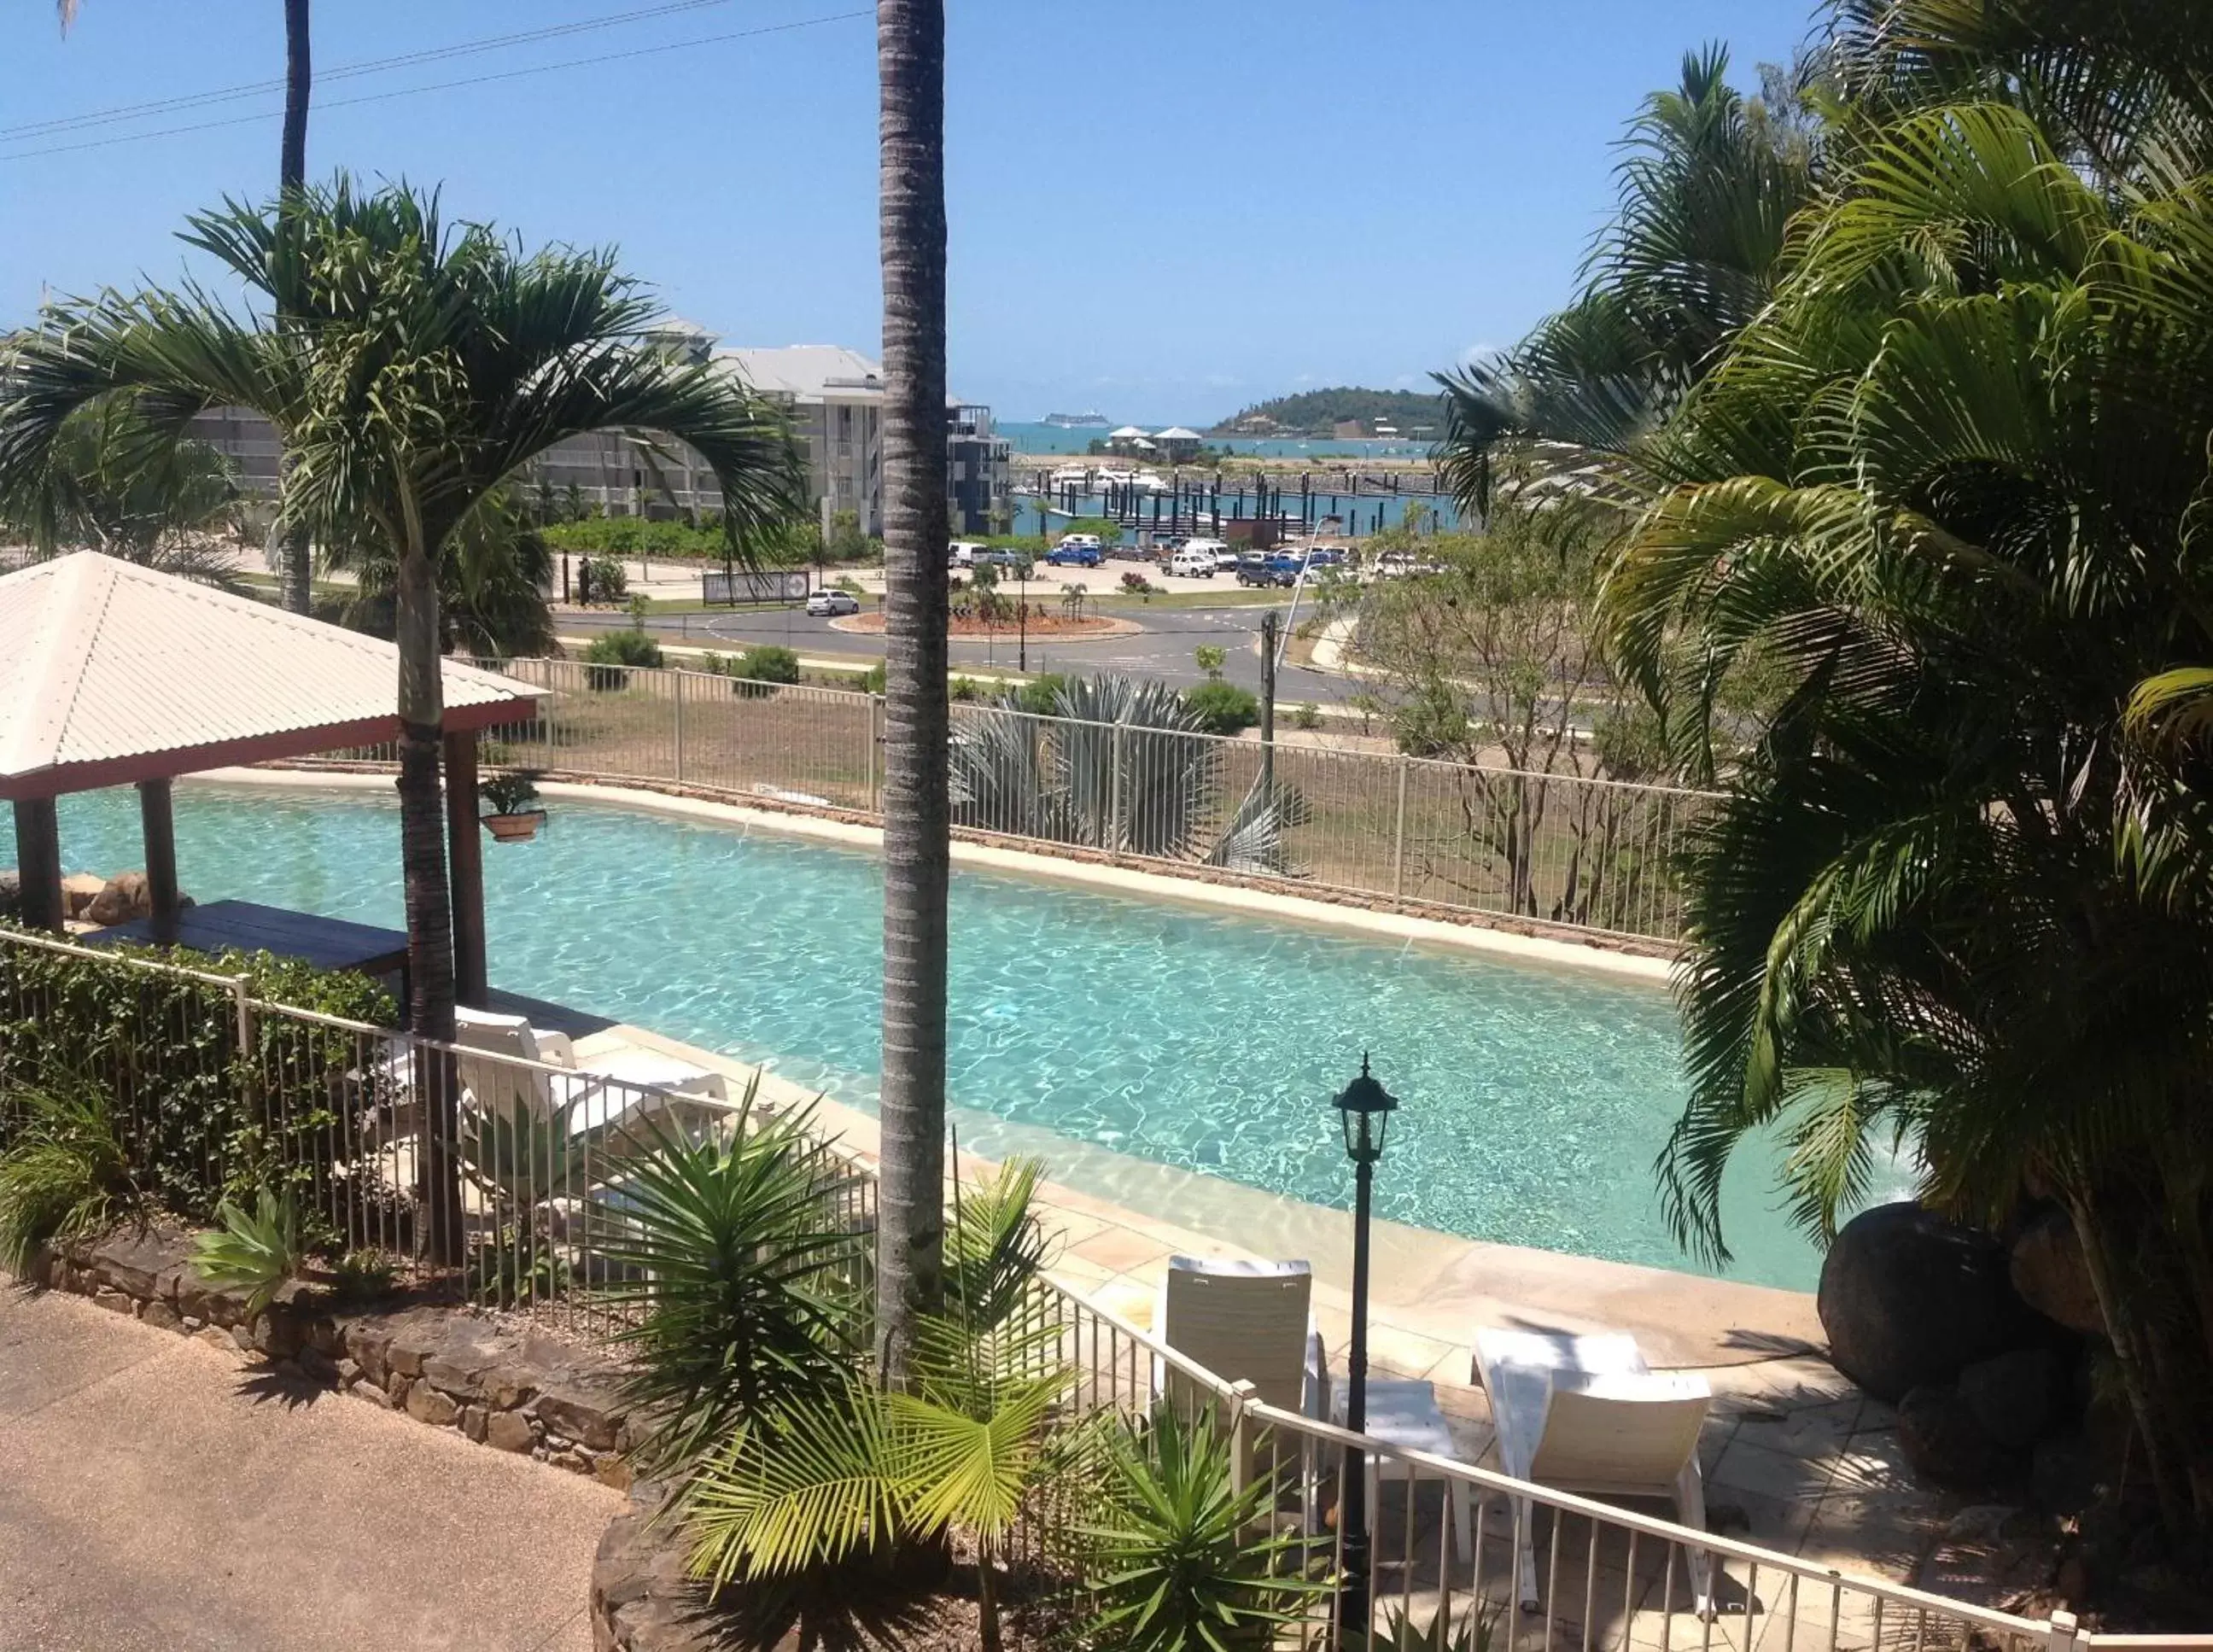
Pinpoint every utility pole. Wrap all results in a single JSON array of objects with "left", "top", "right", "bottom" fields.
[{"left": 1259, "top": 608, "right": 1279, "bottom": 802}]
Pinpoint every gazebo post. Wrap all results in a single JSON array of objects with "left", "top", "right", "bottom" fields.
[
  {"left": 11, "top": 797, "right": 65, "bottom": 931},
  {"left": 442, "top": 729, "right": 488, "bottom": 1009},
  {"left": 137, "top": 779, "right": 182, "bottom": 937}
]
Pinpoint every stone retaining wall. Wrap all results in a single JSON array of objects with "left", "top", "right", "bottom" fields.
[{"left": 32, "top": 1229, "right": 637, "bottom": 1489}]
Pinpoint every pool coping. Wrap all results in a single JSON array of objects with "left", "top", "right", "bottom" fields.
[{"left": 192, "top": 766, "right": 1674, "bottom": 984}]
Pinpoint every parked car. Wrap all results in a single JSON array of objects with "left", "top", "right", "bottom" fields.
[
  {"left": 948, "top": 540, "right": 987, "bottom": 569},
  {"left": 1106, "top": 538, "right": 1151, "bottom": 560},
  {"left": 975, "top": 549, "right": 1033, "bottom": 574},
  {"left": 1305, "top": 547, "right": 1347, "bottom": 569},
  {"left": 1181, "top": 537, "right": 1237, "bottom": 571},
  {"left": 1046, "top": 540, "right": 1102, "bottom": 567},
  {"left": 1235, "top": 555, "right": 1299, "bottom": 587},
  {"left": 1167, "top": 546, "right": 1217, "bottom": 578},
  {"left": 806, "top": 588, "right": 861, "bottom": 616}
]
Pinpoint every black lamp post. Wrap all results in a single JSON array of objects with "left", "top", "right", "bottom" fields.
[{"left": 1334, "top": 1054, "right": 1397, "bottom": 1642}]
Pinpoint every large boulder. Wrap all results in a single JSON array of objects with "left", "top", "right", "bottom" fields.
[
  {"left": 85, "top": 871, "right": 154, "bottom": 927},
  {"left": 1818, "top": 1202, "right": 2049, "bottom": 1401},
  {"left": 2010, "top": 1208, "right": 2104, "bottom": 1336},
  {"left": 1958, "top": 1345, "right": 2073, "bottom": 1448},
  {"left": 60, "top": 873, "right": 105, "bottom": 921},
  {"left": 1898, "top": 1384, "right": 2005, "bottom": 1489}
]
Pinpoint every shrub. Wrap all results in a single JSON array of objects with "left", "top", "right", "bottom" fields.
[
  {"left": 1011, "top": 673, "right": 1067, "bottom": 717},
  {"left": 582, "top": 628, "right": 663, "bottom": 688},
  {"left": 190, "top": 1187, "right": 304, "bottom": 1317},
  {"left": 1120, "top": 570, "right": 1155, "bottom": 597},
  {"left": 332, "top": 1246, "right": 400, "bottom": 1300},
  {"left": 0, "top": 933, "right": 394, "bottom": 1233},
  {"left": 1194, "top": 643, "right": 1227, "bottom": 681},
  {"left": 858, "top": 659, "right": 886, "bottom": 695},
  {"left": 1074, "top": 1404, "right": 1324, "bottom": 1652},
  {"left": 731, "top": 644, "right": 802, "bottom": 686},
  {"left": 948, "top": 674, "right": 984, "bottom": 703},
  {"left": 1182, "top": 680, "right": 1260, "bottom": 735},
  {"left": 0, "top": 1083, "right": 141, "bottom": 1272},
  {"left": 596, "top": 1087, "right": 867, "bottom": 1474},
  {"left": 1291, "top": 701, "right": 1322, "bottom": 731},
  {"left": 577, "top": 554, "right": 628, "bottom": 603}
]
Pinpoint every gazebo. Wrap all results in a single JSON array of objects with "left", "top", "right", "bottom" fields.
[{"left": 0, "top": 552, "right": 542, "bottom": 1007}]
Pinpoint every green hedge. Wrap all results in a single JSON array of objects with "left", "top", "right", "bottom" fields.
[
  {"left": 543, "top": 518, "right": 815, "bottom": 565},
  {"left": 0, "top": 930, "right": 397, "bottom": 1241}
]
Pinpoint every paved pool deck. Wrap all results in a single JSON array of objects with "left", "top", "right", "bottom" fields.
[{"left": 184, "top": 768, "right": 1949, "bottom": 1585}]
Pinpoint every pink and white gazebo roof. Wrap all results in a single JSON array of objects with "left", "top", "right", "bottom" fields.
[{"left": 0, "top": 552, "right": 542, "bottom": 802}]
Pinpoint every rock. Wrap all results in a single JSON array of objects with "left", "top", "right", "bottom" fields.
[
  {"left": 350, "top": 1378, "right": 394, "bottom": 1410},
  {"left": 253, "top": 1309, "right": 307, "bottom": 1362},
  {"left": 297, "top": 1346, "right": 341, "bottom": 1386},
  {"left": 534, "top": 1382, "right": 625, "bottom": 1452},
  {"left": 85, "top": 871, "right": 153, "bottom": 926},
  {"left": 1898, "top": 1384, "right": 2004, "bottom": 1489},
  {"left": 1818, "top": 1203, "right": 2048, "bottom": 1401},
  {"left": 594, "top": 1456, "right": 634, "bottom": 1491},
  {"left": 2032, "top": 1431, "right": 2111, "bottom": 1515},
  {"left": 336, "top": 1357, "right": 361, "bottom": 1386},
  {"left": 59, "top": 873, "right": 105, "bottom": 920},
  {"left": 140, "top": 1299, "right": 183, "bottom": 1333},
  {"left": 2010, "top": 1210, "right": 2104, "bottom": 1337},
  {"left": 485, "top": 1410, "right": 536, "bottom": 1454},
  {"left": 461, "top": 1404, "right": 488, "bottom": 1443},
  {"left": 1959, "top": 1346, "right": 2072, "bottom": 1448},
  {"left": 405, "top": 1382, "right": 460, "bottom": 1427},
  {"left": 91, "top": 1287, "right": 135, "bottom": 1316},
  {"left": 91, "top": 1231, "right": 186, "bottom": 1299},
  {"left": 386, "top": 1371, "right": 413, "bottom": 1405}
]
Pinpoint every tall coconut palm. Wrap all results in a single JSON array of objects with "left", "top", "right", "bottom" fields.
[
  {"left": 873, "top": 0, "right": 951, "bottom": 1386},
  {"left": 0, "top": 181, "right": 803, "bottom": 1257},
  {"left": 1605, "top": 96, "right": 2213, "bottom": 1540},
  {"left": 55, "top": 0, "right": 317, "bottom": 614},
  {"left": 1435, "top": 45, "right": 1823, "bottom": 506}
]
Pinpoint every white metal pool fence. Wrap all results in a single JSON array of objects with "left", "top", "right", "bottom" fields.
[
  {"left": 1, "top": 929, "right": 2194, "bottom": 1652},
  {"left": 309, "top": 657, "right": 1716, "bottom": 943}
]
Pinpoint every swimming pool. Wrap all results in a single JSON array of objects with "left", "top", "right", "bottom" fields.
[{"left": 7, "top": 781, "right": 1828, "bottom": 1288}]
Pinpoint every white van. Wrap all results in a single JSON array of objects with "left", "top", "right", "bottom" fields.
[
  {"left": 1181, "top": 536, "right": 1236, "bottom": 571},
  {"left": 1168, "top": 546, "right": 1217, "bottom": 578},
  {"left": 949, "top": 540, "right": 987, "bottom": 569}
]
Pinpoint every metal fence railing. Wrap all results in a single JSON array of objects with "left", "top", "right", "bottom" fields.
[
  {"left": 300, "top": 658, "right": 1710, "bottom": 941},
  {"left": 0, "top": 927, "right": 2191, "bottom": 1651}
]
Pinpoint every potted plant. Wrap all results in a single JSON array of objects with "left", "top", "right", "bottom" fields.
[{"left": 479, "top": 769, "right": 547, "bottom": 843}]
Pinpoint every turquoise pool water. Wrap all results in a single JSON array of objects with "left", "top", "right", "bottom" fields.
[{"left": 7, "top": 783, "right": 1828, "bottom": 1288}]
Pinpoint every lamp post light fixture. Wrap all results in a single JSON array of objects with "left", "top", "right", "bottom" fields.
[{"left": 1334, "top": 1053, "right": 1397, "bottom": 1641}]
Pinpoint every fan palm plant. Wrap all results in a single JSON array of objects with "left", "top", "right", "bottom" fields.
[
  {"left": 0, "top": 182, "right": 804, "bottom": 1258},
  {"left": 683, "top": 1157, "right": 1068, "bottom": 1652},
  {"left": 0, "top": 400, "right": 242, "bottom": 585},
  {"left": 1604, "top": 91, "right": 2213, "bottom": 1538}
]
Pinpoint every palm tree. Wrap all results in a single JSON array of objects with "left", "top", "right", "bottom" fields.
[
  {"left": 1603, "top": 92, "right": 2213, "bottom": 1539},
  {"left": 0, "top": 181, "right": 803, "bottom": 1257},
  {"left": 1434, "top": 45, "right": 1822, "bottom": 506},
  {"left": 873, "top": 0, "right": 951, "bottom": 1386},
  {"left": 55, "top": 0, "right": 317, "bottom": 614}
]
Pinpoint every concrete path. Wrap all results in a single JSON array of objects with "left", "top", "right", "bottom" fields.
[{"left": 0, "top": 1284, "right": 617, "bottom": 1652}]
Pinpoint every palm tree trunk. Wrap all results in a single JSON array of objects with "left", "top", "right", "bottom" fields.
[
  {"left": 873, "top": 0, "right": 949, "bottom": 1386},
  {"left": 395, "top": 534, "right": 463, "bottom": 1264},
  {"left": 276, "top": 0, "right": 314, "bottom": 616}
]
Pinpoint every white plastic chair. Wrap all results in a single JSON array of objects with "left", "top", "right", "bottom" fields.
[
  {"left": 452, "top": 1007, "right": 727, "bottom": 1140},
  {"left": 1473, "top": 1328, "right": 1714, "bottom": 1615}
]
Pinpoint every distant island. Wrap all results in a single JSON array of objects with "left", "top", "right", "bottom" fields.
[
  {"left": 1207, "top": 388, "right": 1447, "bottom": 440},
  {"left": 1039, "top": 411, "right": 1111, "bottom": 429}
]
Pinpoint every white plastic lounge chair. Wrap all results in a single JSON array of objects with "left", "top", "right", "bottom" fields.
[
  {"left": 1332, "top": 1376, "right": 1474, "bottom": 1565},
  {"left": 1152, "top": 1255, "right": 1328, "bottom": 1421},
  {"left": 452, "top": 1007, "right": 727, "bottom": 1140},
  {"left": 1472, "top": 1328, "right": 1714, "bottom": 1615}
]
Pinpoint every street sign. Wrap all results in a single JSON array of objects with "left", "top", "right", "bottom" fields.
[{"left": 703, "top": 569, "right": 811, "bottom": 606}]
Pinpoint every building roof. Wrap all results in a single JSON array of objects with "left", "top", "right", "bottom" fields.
[
  {"left": 1153, "top": 426, "right": 1203, "bottom": 441},
  {"left": 0, "top": 552, "right": 542, "bottom": 801},
  {"left": 718, "top": 345, "right": 885, "bottom": 401},
  {"left": 1109, "top": 425, "right": 1148, "bottom": 439}
]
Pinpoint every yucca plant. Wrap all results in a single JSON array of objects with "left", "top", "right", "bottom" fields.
[
  {"left": 595, "top": 1083, "right": 870, "bottom": 1477},
  {"left": 0, "top": 1083, "right": 141, "bottom": 1274},
  {"left": 1073, "top": 1402, "right": 1325, "bottom": 1652},
  {"left": 683, "top": 1157, "right": 1069, "bottom": 1652},
  {"left": 1361, "top": 1601, "right": 1503, "bottom": 1652},
  {"left": 190, "top": 1187, "right": 305, "bottom": 1317}
]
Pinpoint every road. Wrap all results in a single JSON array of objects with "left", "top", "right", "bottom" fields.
[{"left": 560, "top": 599, "right": 1360, "bottom": 704}]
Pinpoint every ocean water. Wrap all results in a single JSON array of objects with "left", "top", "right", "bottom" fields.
[{"left": 7, "top": 782, "right": 1826, "bottom": 1288}]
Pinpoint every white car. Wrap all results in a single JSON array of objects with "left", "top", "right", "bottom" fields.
[
  {"left": 948, "top": 540, "right": 987, "bottom": 569},
  {"left": 806, "top": 589, "right": 861, "bottom": 616},
  {"left": 1167, "top": 546, "right": 1217, "bottom": 578}
]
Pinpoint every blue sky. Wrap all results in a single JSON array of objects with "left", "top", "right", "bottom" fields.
[{"left": 0, "top": 1, "right": 1812, "bottom": 423}]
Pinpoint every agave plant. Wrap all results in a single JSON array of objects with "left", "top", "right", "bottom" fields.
[
  {"left": 1074, "top": 1402, "right": 1325, "bottom": 1652},
  {"left": 190, "top": 1186, "right": 304, "bottom": 1317},
  {"left": 683, "top": 1156, "right": 1069, "bottom": 1652},
  {"left": 593, "top": 1084, "right": 868, "bottom": 1475}
]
